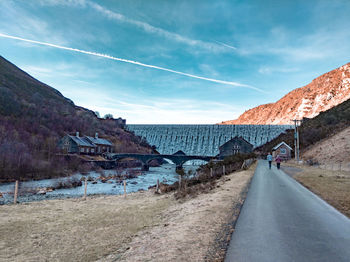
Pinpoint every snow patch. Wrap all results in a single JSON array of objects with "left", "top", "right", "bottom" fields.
[
  {"left": 340, "top": 64, "right": 350, "bottom": 72},
  {"left": 296, "top": 98, "right": 312, "bottom": 118},
  {"left": 326, "top": 93, "right": 333, "bottom": 101}
]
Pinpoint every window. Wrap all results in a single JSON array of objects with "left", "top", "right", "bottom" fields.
[
  {"left": 280, "top": 148, "right": 287, "bottom": 154},
  {"left": 91, "top": 149, "right": 95, "bottom": 153},
  {"left": 80, "top": 148, "right": 84, "bottom": 153}
]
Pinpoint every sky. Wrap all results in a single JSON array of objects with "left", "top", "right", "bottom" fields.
[{"left": 1, "top": 0, "right": 350, "bottom": 124}]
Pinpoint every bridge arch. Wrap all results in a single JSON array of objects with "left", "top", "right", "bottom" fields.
[
  {"left": 145, "top": 157, "right": 175, "bottom": 165},
  {"left": 114, "top": 156, "right": 145, "bottom": 165},
  {"left": 114, "top": 156, "right": 149, "bottom": 170}
]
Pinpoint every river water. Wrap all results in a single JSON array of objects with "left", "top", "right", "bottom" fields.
[{"left": 0, "top": 164, "right": 200, "bottom": 204}]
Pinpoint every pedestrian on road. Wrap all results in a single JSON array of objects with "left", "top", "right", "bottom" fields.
[
  {"left": 267, "top": 153, "right": 273, "bottom": 169},
  {"left": 275, "top": 155, "right": 281, "bottom": 169}
]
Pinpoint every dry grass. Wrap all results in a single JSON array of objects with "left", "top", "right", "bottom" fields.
[
  {"left": 283, "top": 161, "right": 350, "bottom": 218},
  {"left": 0, "top": 164, "right": 256, "bottom": 262},
  {"left": 0, "top": 192, "right": 173, "bottom": 262},
  {"left": 302, "top": 126, "right": 350, "bottom": 170},
  {"left": 109, "top": 164, "right": 256, "bottom": 262}
]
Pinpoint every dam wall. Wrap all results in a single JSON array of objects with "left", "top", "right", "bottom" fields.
[{"left": 127, "top": 125, "right": 292, "bottom": 156}]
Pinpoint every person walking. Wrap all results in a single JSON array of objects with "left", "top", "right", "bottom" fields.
[
  {"left": 267, "top": 153, "right": 273, "bottom": 169},
  {"left": 275, "top": 155, "right": 281, "bottom": 169}
]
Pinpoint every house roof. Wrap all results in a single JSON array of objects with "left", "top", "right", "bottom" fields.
[
  {"left": 68, "top": 135, "right": 96, "bottom": 147},
  {"left": 219, "top": 136, "right": 252, "bottom": 149},
  {"left": 273, "top": 141, "right": 293, "bottom": 151},
  {"left": 85, "top": 136, "right": 113, "bottom": 146},
  {"left": 173, "top": 150, "right": 186, "bottom": 156}
]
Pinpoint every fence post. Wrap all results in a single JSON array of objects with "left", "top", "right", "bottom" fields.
[
  {"left": 210, "top": 168, "right": 213, "bottom": 178},
  {"left": 241, "top": 160, "right": 246, "bottom": 169},
  {"left": 178, "top": 175, "right": 182, "bottom": 189},
  {"left": 223, "top": 165, "right": 225, "bottom": 175},
  {"left": 84, "top": 177, "right": 87, "bottom": 200},
  {"left": 156, "top": 179, "right": 160, "bottom": 193},
  {"left": 123, "top": 180, "right": 126, "bottom": 198},
  {"left": 14, "top": 180, "right": 19, "bottom": 204}
]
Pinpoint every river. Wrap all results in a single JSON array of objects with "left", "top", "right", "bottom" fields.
[{"left": 0, "top": 163, "right": 201, "bottom": 204}]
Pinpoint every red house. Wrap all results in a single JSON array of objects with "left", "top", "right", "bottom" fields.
[{"left": 272, "top": 142, "right": 293, "bottom": 160}]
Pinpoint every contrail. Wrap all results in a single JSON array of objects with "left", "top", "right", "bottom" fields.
[
  {"left": 0, "top": 33, "right": 261, "bottom": 91},
  {"left": 214, "top": 40, "right": 237, "bottom": 50}
]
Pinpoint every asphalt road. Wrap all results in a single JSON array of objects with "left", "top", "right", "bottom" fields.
[{"left": 225, "top": 160, "right": 350, "bottom": 262}]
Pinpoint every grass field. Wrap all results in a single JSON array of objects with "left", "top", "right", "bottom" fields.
[
  {"left": 283, "top": 161, "right": 350, "bottom": 218},
  {"left": 0, "top": 165, "right": 255, "bottom": 262},
  {"left": 0, "top": 192, "right": 173, "bottom": 261}
]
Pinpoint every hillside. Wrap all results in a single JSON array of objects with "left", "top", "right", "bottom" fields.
[
  {"left": 254, "top": 97, "right": 350, "bottom": 157},
  {"left": 302, "top": 126, "right": 350, "bottom": 167},
  {"left": 0, "top": 56, "right": 151, "bottom": 181},
  {"left": 220, "top": 62, "right": 350, "bottom": 125}
]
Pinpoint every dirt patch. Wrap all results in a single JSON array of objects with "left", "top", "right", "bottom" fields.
[
  {"left": 0, "top": 164, "right": 256, "bottom": 262},
  {"left": 100, "top": 164, "right": 256, "bottom": 262},
  {"left": 284, "top": 162, "right": 350, "bottom": 218}
]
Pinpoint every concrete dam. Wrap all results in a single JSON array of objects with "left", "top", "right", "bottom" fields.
[{"left": 127, "top": 125, "right": 292, "bottom": 156}]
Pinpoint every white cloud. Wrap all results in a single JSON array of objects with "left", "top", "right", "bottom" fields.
[
  {"left": 258, "top": 66, "right": 299, "bottom": 74},
  {"left": 38, "top": 0, "right": 228, "bottom": 53},
  {"left": 238, "top": 26, "right": 350, "bottom": 62},
  {"left": 0, "top": 1, "right": 67, "bottom": 45},
  {"left": 38, "top": 0, "right": 86, "bottom": 7},
  {"left": 75, "top": 95, "right": 242, "bottom": 124}
]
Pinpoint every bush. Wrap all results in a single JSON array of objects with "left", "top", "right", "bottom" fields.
[{"left": 53, "top": 177, "right": 82, "bottom": 189}]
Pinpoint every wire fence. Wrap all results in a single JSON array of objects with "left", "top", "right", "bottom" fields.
[{"left": 315, "top": 162, "right": 350, "bottom": 172}]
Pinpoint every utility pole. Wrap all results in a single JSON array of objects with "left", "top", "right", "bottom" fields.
[{"left": 291, "top": 119, "right": 302, "bottom": 163}]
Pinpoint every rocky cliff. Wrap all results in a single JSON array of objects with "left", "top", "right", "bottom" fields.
[{"left": 220, "top": 63, "right": 350, "bottom": 125}]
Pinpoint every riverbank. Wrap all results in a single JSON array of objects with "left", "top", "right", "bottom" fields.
[
  {"left": 281, "top": 161, "right": 350, "bottom": 218},
  {"left": 0, "top": 163, "right": 256, "bottom": 262}
]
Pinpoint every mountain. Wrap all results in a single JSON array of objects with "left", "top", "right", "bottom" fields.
[
  {"left": 220, "top": 63, "right": 350, "bottom": 125},
  {"left": 0, "top": 56, "right": 151, "bottom": 181}
]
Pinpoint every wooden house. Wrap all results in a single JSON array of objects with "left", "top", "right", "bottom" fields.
[
  {"left": 85, "top": 133, "right": 113, "bottom": 154},
  {"left": 59, "top": 132, "right": 113, "bottom": 155},
  {"left": 272, "top": 141, "right": 292, "bottom": 160},
  {"left": 218, "top": 136, "right": 253, "bottom": 159}
]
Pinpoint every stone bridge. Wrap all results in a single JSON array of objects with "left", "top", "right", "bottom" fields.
[{"left": 106, "top": 153, "right": 215, "bottom": 171}]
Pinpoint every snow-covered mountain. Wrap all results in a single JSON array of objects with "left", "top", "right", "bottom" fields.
[{"left": 220, "top": 63, "right": 350, "bottom": 125}]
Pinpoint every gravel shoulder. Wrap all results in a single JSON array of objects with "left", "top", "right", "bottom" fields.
[{"left": 0, "top": 164, "right": 255, "bottom": 262}]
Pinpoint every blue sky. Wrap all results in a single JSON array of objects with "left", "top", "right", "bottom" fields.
[{"left": 1, "top": 0, "right": 350, "bottom": 124}]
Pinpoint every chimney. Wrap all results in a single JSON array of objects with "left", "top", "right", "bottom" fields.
[
  {"left": 76, "top": 131, "right": 79, "bottom": 137},
  {"left": 95, "top": 132, "right": 98, "bottom": 139}
]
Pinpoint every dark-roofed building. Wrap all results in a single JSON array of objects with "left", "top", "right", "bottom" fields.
[
  {"left": 218, "top": 136, "right": 253, "bottom": 159},
  {"left": 173, "top": 150, "right": 186, "bottom": 156},
  {"left": 85, "top": 133, "right": 113, "bottom": 154},
  {"left": 58, "top": 132, "right": 113, "bottom": 155}
]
